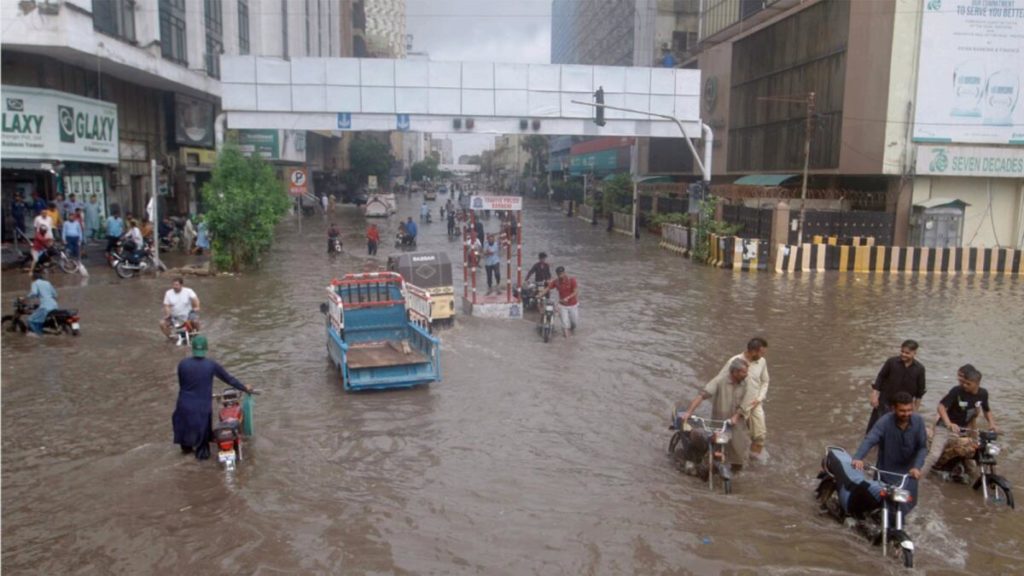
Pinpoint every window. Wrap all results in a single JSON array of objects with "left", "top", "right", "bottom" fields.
[
  {"left": 93, "top": 0, "right": 136, "bottom": 42},
  {"left": 237, "top": 0, "right": 250, "bottom": 55},
  {"left": 205, "top": 0, "right": 224, "bottom": 78},
  {"left": 159, "top": 0, "right": 187, "bottom": 65}
]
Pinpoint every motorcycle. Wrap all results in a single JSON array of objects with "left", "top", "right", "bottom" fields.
[
  {"left": 518, "top": 281, "right": 547, "bottom": 312},
  {"left": 115, "top": 242, "right": 161, "bottom": 278},
  {"left": 2, "top": 297, "right": 81, "bottom": 336},
  {"left": 668, "top": 413, "right": 734, "bottom": 494},
  {"left": 394, "top": 232, "right": 417, "bottom": 249},
  {"left": 815, "top": 446, "right": 915, "bottom": 568},
  {"left": 538, "top": 297, "right": 555, "bottom": 342},
  {"left": 932, "top": 430, "right": 1014, "bottom": 508},
  {"left": 212, "top": 388, "right": 256, "bottom": 472},
  {"left": 173, "top": 316, "right": 198, "bottom": 347}
]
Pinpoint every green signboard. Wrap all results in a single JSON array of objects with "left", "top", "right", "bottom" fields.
[
  {"left": 569, "top": 149, "right": 622, "bottom": 176},
  {"left": 229, "top": 129, "right": 279, "bottom": 159}
]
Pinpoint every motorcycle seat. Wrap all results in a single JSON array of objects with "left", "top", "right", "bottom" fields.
[{"left": 214, "top": 419, "right": 240, "bottom": 432}]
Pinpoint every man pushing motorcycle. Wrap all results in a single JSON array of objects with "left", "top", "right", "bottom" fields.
[
  {"left": 160, "top": 277, "right": 201, "bottom": 339},
  {"left": 173, "top": 335, "right": 252, "bottom": 460},
  {"left": 852, "top": 391, "right": 928, "bottom": 514}
]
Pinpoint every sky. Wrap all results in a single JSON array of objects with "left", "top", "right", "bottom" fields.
[{"left": 406, "top": 0, "right": 552, "bottom": 159}]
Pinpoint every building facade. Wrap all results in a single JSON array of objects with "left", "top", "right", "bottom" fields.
[
  {"left": 2, "top": 0, "right": 353, "bottom": 230},
  {"left": 364, "top": 0, "right": 406, "bottom": 58},
  {"left": 693, "top": 0, "right": 1023, "bottom": 248}
]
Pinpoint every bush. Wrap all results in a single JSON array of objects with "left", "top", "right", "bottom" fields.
[
  {"left": 201, "top": 145, "right": 291, "bottom": 271},
  {"left": 650, "top": 212, "right": 691, "bottom": 228},
  {"left": 601, "top": 173, "right": 633, "bottom": 215}
]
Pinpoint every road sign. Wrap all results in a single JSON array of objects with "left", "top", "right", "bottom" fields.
[
  {"left": 337, "top": 113, "right": 351, "bottom": 130},
  {"left": 288, "top": 167, "right": 308, "bottom": 197},
  {"left": 368, "top": 175, "right": 378, "bottom": 190},
  {"left": 469, "top": 195, "right": 522, "bottom": 211},
  {"left": 396, "top": 114, "right": 410, "bottom": 132}
]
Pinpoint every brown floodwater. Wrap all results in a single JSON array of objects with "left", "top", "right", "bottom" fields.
[{"left": 3, "top": 196, "right": 1022, "bottom": 575}]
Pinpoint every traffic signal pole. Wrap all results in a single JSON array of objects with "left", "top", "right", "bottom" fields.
[{"left": 572, "top": 98, "right": 713, "bottom": 182}]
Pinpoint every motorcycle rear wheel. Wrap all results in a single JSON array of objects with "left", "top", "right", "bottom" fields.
[
  {"left": 59, "top": 254, "right": 79, "bottom": 274},
  {"left": 115, "top": 261, "right": 136, "bottom": 279}
]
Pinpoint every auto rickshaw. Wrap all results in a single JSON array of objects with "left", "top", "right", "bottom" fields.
[{"left": 387, "top": 251, "right": 455, "bottom": 325}]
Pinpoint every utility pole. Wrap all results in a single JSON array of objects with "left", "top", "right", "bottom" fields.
[{"left": 758, "top": 92, "right": 816, "bottom": 245}]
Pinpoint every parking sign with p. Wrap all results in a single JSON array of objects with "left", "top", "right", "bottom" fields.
[{"left": 288, "top": 167, "right": 308, "bottom": 197}]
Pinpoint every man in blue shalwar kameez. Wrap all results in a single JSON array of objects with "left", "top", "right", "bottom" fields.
[
  {"left": 852, "top": 391, "right": 928, "bottom": 514},
  {"left": 173, "top": 335, "right": 251, "bottom": 460}
]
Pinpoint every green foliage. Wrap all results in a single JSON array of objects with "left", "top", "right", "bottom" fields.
[
  {"left": 601, "top": 173, "right": 633, "bottom": 215},
  {"left": 650, "top": 212, "right": 691, "bottom": 228},
  {"left": 201, "top": 145, "right": 290, "bottom": 271},
  {"left": 348, "top": 136, "right": 393, "bottom": 187},
  {"left": 692, "top": 196, "right": 742, "bottom": 262},
  {"left": 411, "top": 155, "right": 439, "bottom": 182},
  {"left": 520, "top": 135, "right": 548, "bottom": 176}
]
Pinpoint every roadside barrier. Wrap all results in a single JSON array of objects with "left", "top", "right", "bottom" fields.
[
  {"left": 660, "top": 227, "right": 767, "bottom": 271},
  {"left": 660, "top": 224, "right": 692, "bottom": 256},
  {"left": 775, "top": 244, "right": 1023, "bottom": 274},
  {"left": 811, "top": 235, "right": 875, "bottom": 246}
]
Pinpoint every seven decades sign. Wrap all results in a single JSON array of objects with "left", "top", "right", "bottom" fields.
[{"left": 1, "top": 85, "right": 119, "bottom": 164}]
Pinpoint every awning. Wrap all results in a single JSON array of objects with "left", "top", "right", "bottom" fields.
[
  {"left": 733, "top": 174, "right": 798, "bottom": 186},
  {"left": 914, "top": 198, "right": 969, "bottom": 209}
]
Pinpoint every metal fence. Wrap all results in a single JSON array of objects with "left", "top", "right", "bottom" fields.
[
  {"left": 721, "top": 205, "right": 773, "bottom": 241},
  {"left": 787, "top": 210, "right": 895, "bottom": 245}
]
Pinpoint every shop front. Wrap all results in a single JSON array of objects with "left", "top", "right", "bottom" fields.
[{"left": 2, "top": 85, "right": 118, "bottom": 238}]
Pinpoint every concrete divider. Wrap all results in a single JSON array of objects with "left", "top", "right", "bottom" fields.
[
  {"left": 811, "top": 235, "right": 876, "bottom": 246},
  {"left": 776, "top": 244, "right": 1023, "bottom": 274},
  {"left": 660, "top": 224, "right": 692, "bottom": 256},
  {"left": 611, "top": 212, "right": 634, "bottom": 236}
]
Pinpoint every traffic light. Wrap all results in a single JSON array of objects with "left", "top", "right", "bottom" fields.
[{"left": 594, "top": 87, "right": 606, "bottom": 126}]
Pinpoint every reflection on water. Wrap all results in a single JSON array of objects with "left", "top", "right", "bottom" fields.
[{"left": 3, "top": 197, "right": 1022, "bottom": 573}]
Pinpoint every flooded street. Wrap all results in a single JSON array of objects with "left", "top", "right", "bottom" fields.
[{"left": 3, "top": 196, "right": 1022, "bottom": 575}]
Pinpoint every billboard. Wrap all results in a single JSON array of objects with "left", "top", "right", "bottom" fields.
[
  {"left": 916, "top": 144, "right": 1024, "bottom": 177},
  {"left": 913, "top": 0, "right": 1024, "bottom": 145},
  {"left": 1, "top": 85, "right": 119, "bottom": 164},
  {"left": 469, "top": 195, "right": 523, "bottom": 211},
  {"left": 228, "top": 129, "right": 306, "bottom": 161},
  {"left": 173, "top": 94, "right": 215, "bottom": 148}
]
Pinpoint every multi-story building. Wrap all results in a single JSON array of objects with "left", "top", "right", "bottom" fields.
[
  {"left": 493, "top": 134, "right": 529, "bottom": 190},
  {"left": 693, "top": 0, "right": 1023, "bottom": 248},
  {"left": 430, "top": 138, "right": 454, "bottom": 166},
  {"left": 364, "top": 0, "right": 406, "bottom": 58},
  {"left": 2, "top": 0, "right": 352, "bottom": 224}
]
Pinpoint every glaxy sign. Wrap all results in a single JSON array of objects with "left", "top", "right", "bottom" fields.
[{"left": 1, "top": 85, "right": 119, "bottom": 164}]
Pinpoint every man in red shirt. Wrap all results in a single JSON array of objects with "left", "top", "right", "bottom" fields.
[
  {"left": 366, "top": 223, "right": 380, "bottom": 255},
  {"left": 541, "top": 265, "right": 579, "bottom": 338}
]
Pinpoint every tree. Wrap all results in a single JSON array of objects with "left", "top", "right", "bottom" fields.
[
  {"left": 520, "top": 135, "right": 548, "bottom": 176},
  {"left": 348, "top": 135, "right": 393, "bottom": 188},
  {"left": 411, "top": 155, "right": 439, "bottom": 182},
  {"left": 601, "top": 173, "right": 633, "bottom": 215},
  {"left": 201, "top": 144, "right": 291, "bottom": 272}
]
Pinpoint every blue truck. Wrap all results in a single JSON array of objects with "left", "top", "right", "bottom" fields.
[{"left": 321, "top": 272, "right": 441, "bottom": 391}]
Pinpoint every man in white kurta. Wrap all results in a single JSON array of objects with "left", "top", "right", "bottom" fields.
[{"left": 715, "top": 337, "right": 770, "bottom": 461}]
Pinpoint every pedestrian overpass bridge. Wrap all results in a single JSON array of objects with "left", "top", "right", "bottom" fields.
[{"left": 220, "top": 56, "right": 705, "bottom": 141}]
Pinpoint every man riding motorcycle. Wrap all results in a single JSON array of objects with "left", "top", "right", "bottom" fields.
[
  {"left": 25, "top": 271, "right": 59, "bottom": 336},
  {"left": 160, "top": 277, "right": 201, "bottom": 339}
]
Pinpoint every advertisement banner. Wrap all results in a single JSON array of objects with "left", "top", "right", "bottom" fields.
[
  {"left": 916, "top": 144, "right": 1024, "bottom": 176},
  {"left": 173, "top": 94, "right": 215, "bottom": 148},
  {"left": 229, "top": 129, "right": 306, "bottom": 162},
  {"left": 469, "top": 195, "right": 523, "bottom": 211},
  {"left": 913, "top": 0, "right": 1024, "bottom": 145},
  {"left": 2, "top": 85, "right": 119, "bottom": 164},
  {"left": 231, "top": 129, "right": 279, "bottom": 159}
]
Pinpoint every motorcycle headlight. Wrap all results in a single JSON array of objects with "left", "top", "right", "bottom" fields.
[
  {"left": 715, "top": 431, "right": 732, "bottom": 444},
  {"left": 986, "top": 444, "right": 1001, "bottom": 457},
  {"left": 892, "top": 488, "right": 912, "bottom": 504}
]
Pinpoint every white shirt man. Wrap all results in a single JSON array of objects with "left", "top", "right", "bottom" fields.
[
  {"left": 160, "top": 278, "right": 201, "bottom": 338},
  {"left": 34, "top": 212, "right": 54, "bottom": 240},
  {"left": 715, "top": 337, "right": 770, "bottom": 461}
]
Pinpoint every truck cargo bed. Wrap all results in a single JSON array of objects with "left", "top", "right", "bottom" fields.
[{"left": 346, "top": 341, "right": 430, "bottom": 369}]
